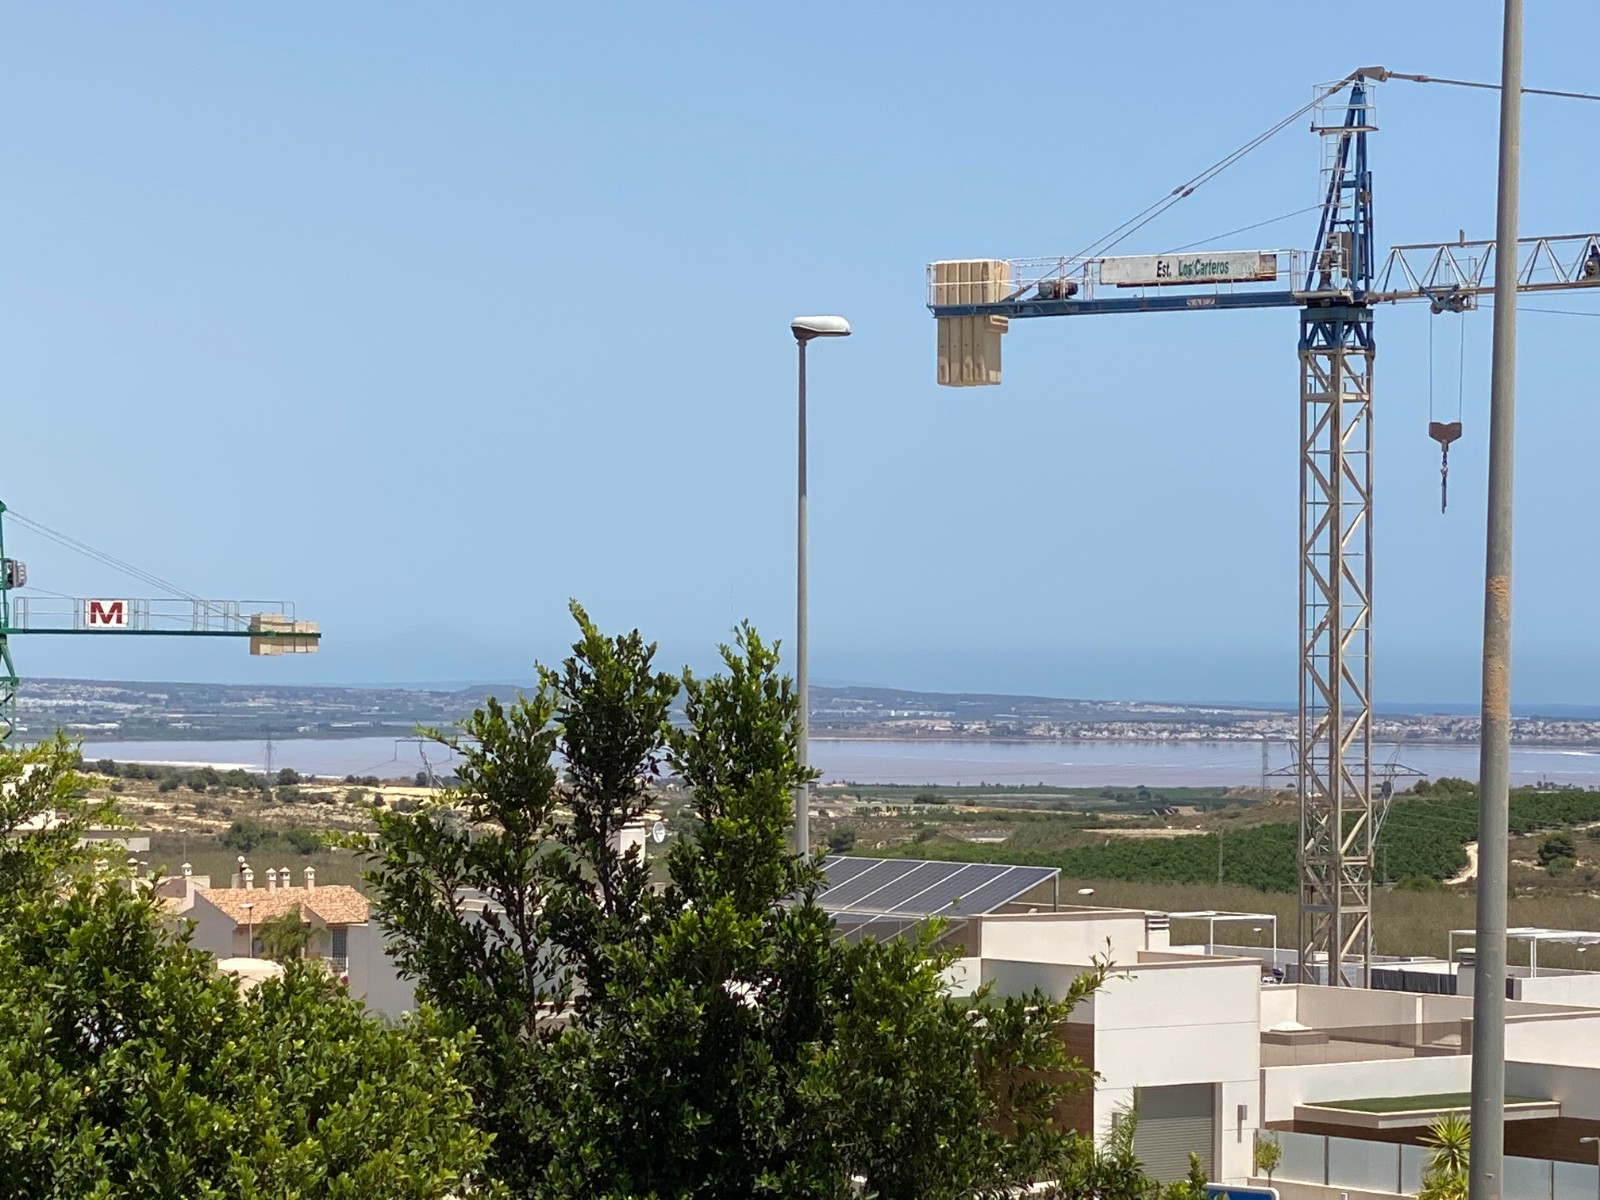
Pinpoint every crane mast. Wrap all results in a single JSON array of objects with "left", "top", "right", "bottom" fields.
[
  {"left": 1297, "top": 83, "right": 1376, "bottom": 987},
  {"left": 926, "top": 71, "right": 1600, "bottom": 988}
]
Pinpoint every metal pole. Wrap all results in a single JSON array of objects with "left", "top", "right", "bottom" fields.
[
  {"left": 795, "top": 336, "right": 810, "bottom": 857},
  {"left": 1470, "top": 4, "right": 1522, "bottom": 1199}
]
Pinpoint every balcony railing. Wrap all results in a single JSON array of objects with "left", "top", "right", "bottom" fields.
[{"left": 1273, "top": 1130, "right": 1597, "bottom": 1200}]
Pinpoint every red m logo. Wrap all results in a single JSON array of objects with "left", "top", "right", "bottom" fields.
[{"left": 86, "top": 600, "right": 127, "bottom": 628}]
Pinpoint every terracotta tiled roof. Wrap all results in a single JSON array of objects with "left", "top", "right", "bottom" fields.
[{"left": 196, "top": 884, "right": 369, "bottom": 927}]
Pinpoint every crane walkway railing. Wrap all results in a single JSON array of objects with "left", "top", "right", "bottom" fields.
[{"left": 4, "top": 597, "right": 318, "bottom": 653}]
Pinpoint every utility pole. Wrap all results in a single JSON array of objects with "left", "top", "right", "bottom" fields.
[{"left": 1470, "top": 4, "right": 1523, "bottom": 1199}]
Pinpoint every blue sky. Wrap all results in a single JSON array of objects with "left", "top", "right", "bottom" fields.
[{"left": 4, "top": 3, "right": 1599, "bottom": 704}]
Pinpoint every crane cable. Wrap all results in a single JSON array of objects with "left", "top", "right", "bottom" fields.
[
  {"left": 6, "top": 510, "right": 211, "bottom": 607},
  {"left": 1373, "top": 69, "right": 1600, "bottom": 104},
  {"left": 1069, "top": 66, "right": 1600, "bottom": 270},
  {"left": 1163, "top": 205, "right": 1323, "bottom": 255},
  {"left": 1064, "top": 74, "right": 1358, "bottom": 266}
]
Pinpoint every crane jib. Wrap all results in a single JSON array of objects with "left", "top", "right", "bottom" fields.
[{"left": 929, "top": 289, "right": 1324, "bottom": 319}]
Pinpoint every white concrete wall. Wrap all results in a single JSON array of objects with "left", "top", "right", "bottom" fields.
[
  {"left": 1261, "top": 984, "right": 1299, "bottom": 1030},
  {"left": 344, "top": 922, "right": 418, "bottom": 1019},
  {"left": 1090, "top": 959, "right": 1262, "bottom": 1182},
  {"left": 1505, "top": 1012, "right": 1600, "bottom": 1067},
  {"left": 1507, "top": 1058, "right": 1600, "bottom": 1116},
  {"left": 941, "top": 956, "right": 980, "bottom": 997},
  {"left": 1260, "top": 1055, "right": 1472, "bottom": 1124},
  {"left": 187, "top": 895, "right": 244, "bottom": 959},
  {"left": 981, "top": 958, "right": 1098, "bottom": 1002},
  {"left": 973, "top": 911, "right": 1148, "bottom": 967},
  {"left": 1294, "top": 985, "right": 1430, "bottom": 1032},
  {"left": 1511, "top": 972, "right": 1600, "bottom": 1009}
]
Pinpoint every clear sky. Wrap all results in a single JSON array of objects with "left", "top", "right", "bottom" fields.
[{"left": 4, "top": 3, "right": 1599, "bottom": 704}]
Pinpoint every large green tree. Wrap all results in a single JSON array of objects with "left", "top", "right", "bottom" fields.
[
  {"left": 0, "top": 736, "right": 492, "bottom": 1200},
  {"left": 368, "top": 605, "right": 1125, "bottom": 1199}
]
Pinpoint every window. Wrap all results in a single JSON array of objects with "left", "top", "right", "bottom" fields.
[{"left": 331, "top": 926, "right": 348, "bottom": 971}]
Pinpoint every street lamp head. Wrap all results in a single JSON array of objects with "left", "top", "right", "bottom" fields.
[{"left": 791, "top": 315, "right": 851, "bottom": 342}]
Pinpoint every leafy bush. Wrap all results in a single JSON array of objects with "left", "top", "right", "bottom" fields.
[
  {"left": 827, "top": 828, "right": 856, "bottom": 854},
  {"left": 1539, "top": 833, "right": 1578, "bottom": 866},
  {"left": 220, "top": 818, "right": 275, "bottom": 854}
]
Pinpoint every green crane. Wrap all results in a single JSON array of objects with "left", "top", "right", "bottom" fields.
[{"left": 0, "top": 501, "right": 320, "bottom": 743}]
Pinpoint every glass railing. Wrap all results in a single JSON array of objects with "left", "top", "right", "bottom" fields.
[{"left": 1271, "top": 1130, "right": 1597, "bottom": 1200}]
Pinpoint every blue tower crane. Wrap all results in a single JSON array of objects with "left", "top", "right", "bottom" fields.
[{"left": 927, "top": 70, "right": 1600, "bottom": 988}]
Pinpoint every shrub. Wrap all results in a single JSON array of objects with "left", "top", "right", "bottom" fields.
[
  {"left": 157, "top": 778, "right": 180, "bottom": 793},
  {"left": 1397, "top": 875, "right": 1444, "bottom": 893},
  {"left": 1254, "top": 1131, "right": 1282, "bottom": 1182},
  {"left": 827, "top": 829, "right": 856, "bottom": 854},
  {"left": 221, "top": 818, "right": 276, "bottom": 854},
  {"left": 1539, "top": 833, "right": 1578, "bottom": 865}
]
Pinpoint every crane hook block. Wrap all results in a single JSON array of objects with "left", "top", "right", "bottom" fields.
[{"left": 1428, "top": 421, "right": 1463, "bottom": 514}]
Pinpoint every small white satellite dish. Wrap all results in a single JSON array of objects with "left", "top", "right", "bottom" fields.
[{"left": 651, "top": 821, "right": 667, "bottom": 845}]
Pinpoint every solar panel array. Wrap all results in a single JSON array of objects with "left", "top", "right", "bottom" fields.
[{"left": 818, "top": 856, "right": 1058, "bottom": 919}]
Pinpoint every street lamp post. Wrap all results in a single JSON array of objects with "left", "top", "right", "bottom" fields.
[{"left": 789, "top": 315, "right": 851, "bottom": 857}]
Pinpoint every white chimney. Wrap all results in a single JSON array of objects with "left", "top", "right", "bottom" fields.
[
  {"left": 266, "top": 868, "right": 278, "bottom": 891},
  {"left": 182, "top": 862, "right": 192, "bottom": 878},
  {"left": 243, "top": 866, "right": 254, "bottom": 890},
  {"left": 304, "top": 866, "right": 315, "bottom": 892},
  {"left": 232, "top": 855, "right": 246, "bottom": 889}
]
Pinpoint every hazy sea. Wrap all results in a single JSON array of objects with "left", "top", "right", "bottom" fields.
[{"left": 76, "top": 735, "right": 1600, "bottom": 788}]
